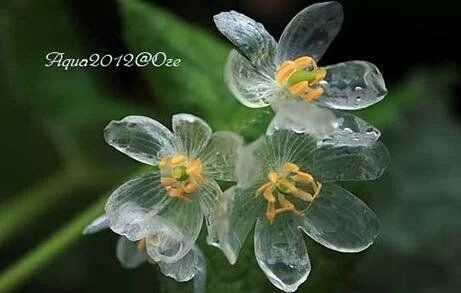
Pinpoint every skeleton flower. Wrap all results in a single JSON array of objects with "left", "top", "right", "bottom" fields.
[
  {"left": 214, "top": 2, "right": 386, "bottom": 145},
  {"left": 216, "top": 129, "right": 389, "bottom": 292},
  {"left": 103, "top": 114, "right": 242, "bottom": 264},
  {"left": 83, "top": 214, "right": 206, "bottom": 292}
]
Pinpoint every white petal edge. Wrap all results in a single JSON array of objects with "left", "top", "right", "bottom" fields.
[
  {"left": 268, "top": 100, "right": 338, "bottom": 139},
  {"left": 276, "top": 1, "right": 343, "bottom": 64},
  {"left": 172, "top": 113, "right": 212, "bottom": 157},
  {"left": 213, "top": 10, "right": 276, "bottom": 75},
  {"left": 254, "top": 214, "right": 311, "bottom": 292},
  {"left": 217, "top": 186, "right": 263, "bottom": 264},
  {"left": 313, "top": 141, "right": 390, "bottom": 182},
  {"left": 145, "top": 198, "right": 203, "bottom": 263},
  {"left": 320, "top": 60, "right": 387, "bottom": 110},
  {"left": 104, "top": 115, "right": 175, "bottom": 165},
  {"left": 299, "top": 183, "right": 380, "bottom": 252},
  {"left": 158, "top": 245, "right": 206, "bottom": 283},
  {"left": 225, "top": 49, "right": 280, "bottom": 108},
  {"left": 83, "top": 214, "right": 109, "bottom": 235},
  {"left": 105, "top": 172, "right": 173, "bottom": 241}
]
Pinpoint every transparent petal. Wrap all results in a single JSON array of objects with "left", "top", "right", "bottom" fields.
[
  {"left": 191, "top": 247, "right": 207, "bottom": 293},
  {"left": 196, "top": 179, "right": 222, "bottom": 247},
  {"left": 105, "top": 171, "right": 173, "bottom": 241},
  {"left": 320, "top": 112, "right": 381, "bottom": 147},
  {"left": 217, "top": 186, "right": 264, "bottom": 264},
  {"left": 254, "top": 214, "right": 311, "bottom": 292},
  {"left": 104, "top": 116, "right": 175, "bottom": 165},
  {"left": 276, "top": 2, "right": 343, "bottom": 64},
  {"left": 116, "top": 236, "right": 147, "bottom": 269},
  {"left": 225, "top": 50, "right": 280, "bottom": 108},
  {"left": 299, "top": 183, "right": 380, "bottom": 252},
  {"left": 313, "top": 141, "right": 390, "bottom": 182},
  {"left": 320, "top": 61, "right": 387, "bottom": 110},
  {"left": 268, "top": 100, "right": 338, "bottom": 138},
  {"left": 158, "top": 245, "right": 206, "bottom": 283},
  {"left": 201, "top": 131, "right": 243, "bottom": 181},
  {"left": 172, "top": 114, "right": 212, "bottom": 157},
  {"left": 83, "top": 214, "right": 109, "bottom": 235},
  {"left": 235, "top": 137, "right": 267, "bottom": 189},
  {"left": 145, "top": 198, "right": 203, "bottom": 263},
  {"left": 213, "top": 10, "right": 276, "bottom": 74},
  {"left": 264, "top": 129, "right": 319, "bottom": 173}
]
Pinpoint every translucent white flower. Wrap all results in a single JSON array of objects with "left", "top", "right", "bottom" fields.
[
  {"left": 214, "top": 2, "right": 386, "bottom": 144},
  {"left": 83, "top": 214, "right": 206, "bottom": 292},
  {"left": 216, "top": 129, "right": 389, "bottom": 292},
  {"left": 103, "top": 114, "right": 242, "bottom": 263}
]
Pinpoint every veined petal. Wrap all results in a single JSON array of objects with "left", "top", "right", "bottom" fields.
[
  {"left": 217, "top": 186, "right": 264, "bottom": 264},
  {"left": 145, "top": 198, "right": 203, "bottom": 263},
  {"left": 320, "top": 61, "right": 387, "bottom": 110},
  {"left": 83, "top": 214, "right": 109, "bottom": 235},
  {"left": 235, "top": 137, "right": 267, "bottom": 189},
  {"left": 105, "top": 171, "right": 172, "bottom": 241},
  {"left": 299, "top": 183, "right": 380, "bottom": 252},
  {"left": 213, "top": 10, "right": 276, "bottom": 74},
  {"left": 172, "top": 114, "right": 212, "bottom": 157},
  {"left": 268, "top": 100, "right": 338, "bottom": 138},
  {"left": 320, "top": 112, "right": 381, "bottom": 147},
  {"left": 104, "top": 116, "right": 175, "bottom": 165},
  {"left": 264, "top": 129, "right": 319, "bottom": 173},
  {"left": 276, "top": 2, "right": 343, "bottom": 64},
  {"left": 158, "top": 245, "right": 206, "bottom": 283},
  {"left": 116, "top": 237, "right": 147, "bottom": 269},
  {"left": 254, "top": 214, "right": 311, "bottom": 292},
  {"left": 313, "top": 141, "right": 390, "bottom": 182},
  {"left": 225, "top": 50, "right": 280, "bottom": 108},
  {"left": 201, "top": 131, "right": 243, "bottom": 182},
  {"left": 196, "top": 179, "right": 223, "bottom": 247}
]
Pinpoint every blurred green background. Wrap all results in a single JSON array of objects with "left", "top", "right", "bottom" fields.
[{"left": 1, "top": 0, "right": 460, "bottom": 292}]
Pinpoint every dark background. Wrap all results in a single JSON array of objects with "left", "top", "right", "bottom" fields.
[{"left": 1, "top": 0, "right": 460, "bottom": 292}]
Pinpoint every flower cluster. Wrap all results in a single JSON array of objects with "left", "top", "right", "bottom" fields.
[{"left": 84, "top": 2, "right": 390, "bottom": 292}]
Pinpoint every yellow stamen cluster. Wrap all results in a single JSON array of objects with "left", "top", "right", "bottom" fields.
[
  {"left": 274, "top": 56, "right": 326, "bottom": 102},
  {"left": 159, "top": 155, "right": 206, "bottom": 201},
  {"left": 256, "top": 162, "right": 322, "bottom": 224}
]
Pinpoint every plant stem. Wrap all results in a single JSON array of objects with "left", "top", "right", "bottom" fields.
[{"left": 0, "top": 195, "right": 106, "bottom": 292}]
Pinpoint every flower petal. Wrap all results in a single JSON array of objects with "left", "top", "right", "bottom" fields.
[
  {"left": 158, "top": 245, "right": 205, "bottom": 283},
  {"left": 116, "top": 236, "right": 147, "bottom": 269},
  {"left": 235, "top": 137, "right": 267, "bottom": 189},
  {"left": 320, "top": 61, "right": 387, "bottom": 110},
  {"left": 254, "top": 214, "right": 311, "bottom": 292},
  {"left": 276, "top": 2, "right": 343, "bottom": 64},
  {"left": 196, "top": 179, "right": 223, "bottom": 247},
  {"left": 264, "top": 129, "right": 319, "bottom": 172},
  {"left": 217, "top": 186, "right": 264, "bottom": 264},
  {"left": 83, "top": 214, "right": 109, "bottom": 235},
  {"left": 213, "top": 10, "right": 276, "bottom": 74},
  {"left": 268, "top": 100, "right": 338, "bottom": 138},
  {"left": 105, "top": 171, "right": 172, "bottom": 241},
  {"left": 201, "top": 131, "right": 243, "bottom": 181},
  {"left": 320, "top": 112, "right": 381, "bottom": 147},
  {"left": 299, "top": 183, "right": 380, "bottom": 252},
  {"left": 172, "top": 114, "right": 212, "bottom": 157},
  {"left": 313, "top": 141, "right": 390, "bottom": 182},
  {"left": 104, "top": 116, "right": 175, "bottom": 165},
  {"left": 145, "top": 198, "right": 203, "bottom": 263},
  {"left": 225, "top": 50, "right": 280, "bottom": 108}
]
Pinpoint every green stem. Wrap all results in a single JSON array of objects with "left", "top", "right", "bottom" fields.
[
  {"left": 0, "top": 196, "right": 106, "bottom": 292},
  {"left": 0, "top": 166, "right": 99, "bottom": 247}
]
